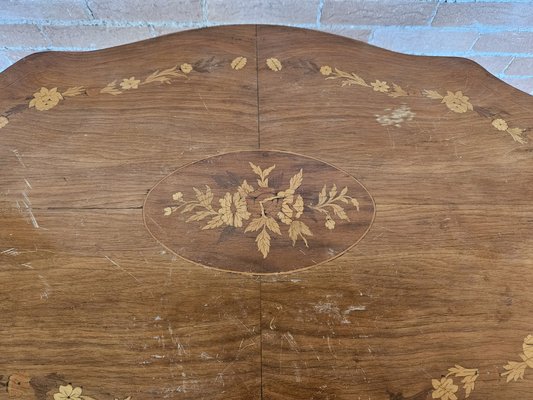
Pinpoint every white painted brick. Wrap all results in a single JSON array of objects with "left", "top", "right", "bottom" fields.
[
  {"left": 87, "top": 0, "right": 202, "bottom": 23},
  {"left": 2, "top": 0, "right": 90, "bottom": 21},
  {"left": 322, "top": 0, "right": 438, "bottom": 26},
  {"left": 504, "top": 57, "right": 533, "bottom": 76},
  {"left": 371, "top": 28, "right": 479, "bottom": 54},
  {"left": 468, "top": 56, "right": 513, "bottom": 76},
  {"left": 433, "top": 2, "right": 533, "bottom": 27},
  {"left": 474, "top": 32, "right": 533, "bottom": 54},
  {"left": 321, "top": 27, "right": 372, "bottom": 42},
  {"left": 208, "top": 0, "right": 318, "bottom": 24},
  {"left": 0, "top": 24, "right": 48, "bottom": 48},
  {"left": 41, "top": 25, "right": 153, "bottom": 49}
]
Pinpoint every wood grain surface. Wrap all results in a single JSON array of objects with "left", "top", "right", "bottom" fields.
[{"left": 1, "top": 25, "right": 533, "bottom": 400}]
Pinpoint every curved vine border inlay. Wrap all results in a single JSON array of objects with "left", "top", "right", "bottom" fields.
[
  {"left": 0, "top": 54, "right": 529, "bottom": 145},
  {"left": 319, "top": 65, "right": 528, "bottom": 144}
]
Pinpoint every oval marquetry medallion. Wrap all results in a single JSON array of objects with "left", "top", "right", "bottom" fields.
[{"left": 143, "top": 150, "right": 375, "bottom": 274}]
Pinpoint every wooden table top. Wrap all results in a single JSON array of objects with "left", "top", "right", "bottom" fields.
[{"left": 1, "top": 25, "right": 532, "bottom": 400}]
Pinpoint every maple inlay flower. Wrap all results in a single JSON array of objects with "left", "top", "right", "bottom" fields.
[
  {"left": 120, "top": 77, "right": 140, "bottom": 90},
  {"left": 29, "top": 87, "right": 63, "bottom": 111},
  {"left": 492, "top": 118, "right": 509, "bottom": 131},
  {"left": 320, "top": 65, "right": 332, "bottom": 76},
  {"left": 441, "top": 91, "right": 473, "bottom": 113},
  {"left": 371, "top": 80, "right": 390, "bottom": 93},
  {"left": 219, "top": 192, "right": 250, "bottom": 228},
  {"left": 432, "top": 377, "right": 458, "bottom": 400},
  {"left": 180, "top": 63, "right": 193, "bottom": 74},
  {"left": 53, "top": 385, "right": 83, "bottom": 400}
]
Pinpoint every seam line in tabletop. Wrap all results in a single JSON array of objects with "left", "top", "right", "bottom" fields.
[
  {"left": 255, "top": 24, "right": 261, "bottom": 150},
  {"left": 255, "top": 25, "right": 264, "bottom": 400}
]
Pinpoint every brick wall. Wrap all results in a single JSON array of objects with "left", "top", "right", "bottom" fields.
[{"left": 0, "top": 0, "right": 532, "bottom": 94}]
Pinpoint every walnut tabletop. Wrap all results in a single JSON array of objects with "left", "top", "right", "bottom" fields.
[{"left": 1, "top": 25, "right": 533, "bottom": 400}]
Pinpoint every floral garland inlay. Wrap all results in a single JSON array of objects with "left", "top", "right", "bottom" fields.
[
  {"left": 0, "top": 55, "right": 529, "bottom": 145},
  {"left": 320, "top": 64, "right": 528, "bottom": 144},
  {"left": 53, "top": 384, "right": 130, "bottom": 400},
  {"left": 163, "top": 162, "right": 360, "bottom": 258},
  {"left": 431, "top": 365, "right": 479, "bottom": 400}
]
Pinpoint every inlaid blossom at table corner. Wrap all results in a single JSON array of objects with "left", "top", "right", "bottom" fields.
[
  {"left": 492, "top": 118, "right": 508, "bottom": 131},
  {"left": 371, "top": 79, "right": 390, "bottom": 93},
  {"left": 0, "top": 116, "right": 8, "bottom": 129},
  {"left": 53, "top": 384, "right": 95, "bottom": 400},
  {"left": 119, "top": 77, "right": 140, "bottom": 90},
  {"left": 29, "top": 87, "right": 64, "bottom": 111},
  {"left": 432, "top": 377, "right": 458, "bottom": 400},
  {"left": 441, "top": 91, "right": 473, "bottom": 113},
  {"left": 52, "top": 383, "right": 130, "bottom": 400},
  {"left": 429, "top": 364, "right": 478, "bottom": 400},
  {"left": 320, "top": 65, "right": 332, "bottom": 76},
  {"left": 180, "top": 63, "right": 193, "bottom": 74},
  {"left": 502, "top": 334, "right": 533, "bottom": 382}
]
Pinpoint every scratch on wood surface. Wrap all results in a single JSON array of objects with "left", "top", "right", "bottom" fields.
[
  {"left": 24, "top": 178, "right": 32, "bottom": 189},
  {"left": 38, "top": 274, "right": 51, "bottom": 299},
  {"left": 282, "top": 331, "right": 299, "bottom": 352},
  {"left": 12, "top": 149, "right": 26, "bottom": 167},
  {"left": 1, "top": 248, "right": 19, "bottom": 256},
  {"left": 21, "top": 197, "right": 39, "bottom": 228},
  {"left": 104, "top": 255, "right": 140, "bottom": 283}
]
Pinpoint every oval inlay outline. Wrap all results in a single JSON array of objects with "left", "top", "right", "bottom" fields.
[{"left": 143, "top": 150, "right": 375, "bottom": 274}]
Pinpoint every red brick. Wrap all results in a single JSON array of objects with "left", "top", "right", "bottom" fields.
[
  {"left": 0, "top": 24, "right": 48, "bottom": 48},
  {"left": 320, "top": 27, "right": 371, "bottom": 42},
  {"left": 208, "top": 0, "right": 318, "bottom": 24},
  {"left": 504, "top": 57, "right": 533, "bottom": 76},
  {"left": 322, "top": 0, "right": 438, "bottom": 26},
  {"left": 88, "top": 0, "right": 202, "bottom": 23},
  {"left": 371, "top": 28, "right": 478, "bottom": 54},
  {"left": 2, "top": 0, "right": 90, "bottom": 21},
  {"left": 468, "top": 56, "right": 513, "bottom": 76},
  {"left": 433, "top": 2, "right": 533, "bottom": 27},
  {"left": 502, "top": 77, "right": 533, "bottom": 94},
  {"left": 41, "top": 25, "right": 153, "bottom": 49},
  {"left": 474, "top": 32, "right": 533, "bottom": 54}
]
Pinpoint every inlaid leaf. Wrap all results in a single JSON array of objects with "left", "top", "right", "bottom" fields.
[
  {"left": 289, "top": 169, "right": 303, "bottom": 191},
  {"left": 507, "top": 127, "right": 527, "bottom": 144},
  {"left": 329, "top": 184, "right": 337, "bottom": 198},
  {"left": 203, "top": 214, "right": 224, "bottom": 230},
  {"left": 256, "top": 229, "right": 271, "bottom": 258},
  {"left": 293, "top": 195, "right": 304, "bottom": 217},
  {"left": 100, "top": 80, "right": 122, "bottom": 95},
  {"left": 231, "top": 56, "right": 247, "bottom": 70},
  {"left": 389, "top": 83, "right": 407, "bottom": 98},
  {"left": 265, "top": 217, "right": 281, "bottom": 235},
  {"left": 288, "top": 220, "right": 313, "bottom": 247},
  {"left": 502, "top": 361, "right": 527, "bottom": 382},
  {"left": 331, "top": 203, "right": 349, "bottom": 221},
  {"left": 424, "top": 89, "right": 443, "bottom": 99},
  {"left": 62, "top": 86, "right": 86, "bottom": 97},
  {"left": 318, "top": 185, "right": 327, "bottom": 206},
  {"left": 266, "top": 58, "right": 282, "bottom": 72},
  {"left": 186, "top": 210, "right": 213, "bottom": 222},
  {"left": 245, "top": 217, "right": 265, "bottom": 233}
]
